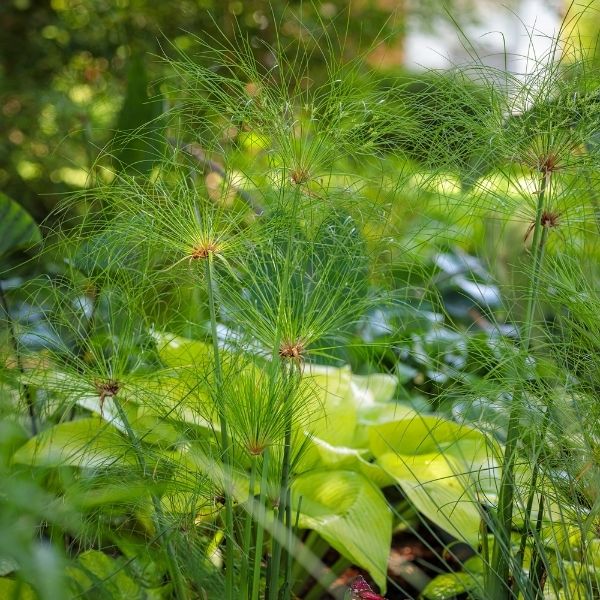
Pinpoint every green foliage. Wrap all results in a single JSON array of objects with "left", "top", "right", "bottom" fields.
[
  {"left": 0, "top": 193, "right": 41, "bottom": 258},
  {"left": 3, "top": 4, "right": 600, "bottom": 600}
]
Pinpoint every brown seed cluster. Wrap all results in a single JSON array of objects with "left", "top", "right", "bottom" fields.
[
  {"left": 524, "top": 210, "right": 561, "bottom": 243},
  {"left": 540, "top": 210, "right": 560, "bottom": 229},
  {"left": 278, "top": 340, "right": 304, "bottom": 361},
  {"left": 290, "top": 167, "right": 310, "bottom": 186},
  {"left": 95, "top": 379, "right": 120, "bottom": 397},
  {"left": 538, "top": 152, "right": 561, "bottom": 174},
  {"left": 247, "top": 441, "right": 266, "bottom": 456},
  {"left": 94, "top": 379, "right": 121, "bottom": 416},
  {"left": 190, "top": 242, "right": 220, "bottom": 260}
]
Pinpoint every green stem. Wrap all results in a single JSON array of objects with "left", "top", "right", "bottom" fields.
[
  {"left": 112, "top": 397, "right": 187, "bottom": 600},
  {"left": 269, "top": 186, "right": 302, "bottom": 599},
  {"left": 489, "top": 171, "right": 549, "bottom": 600},
  {"left": 240, "top": 456, "right": 257, "bottom": 598},
  {"left": 527, "top": 494, "right": 546, "bottom": 600},
  {"left": 290, "top": 532, "right": 332, "bottom": 597},
  {"left": 205, "top": 255, "right": 235, "bottom": 600},
  {"left": 0, "top": 280, "right": 37, "bottom": 434},
  {"left": 270, "top": 367, "right": 297, "bottom": 600},
  {"left": 251, "top": 449, "right": 271, "bottom": 600}
]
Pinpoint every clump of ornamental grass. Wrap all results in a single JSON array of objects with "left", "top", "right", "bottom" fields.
[
  {"left": 406, "top": 22, "right": 600, "bottom": 600},
  {"left": 12, "top": 273, "right": 202, "bottom": 598},
  {"left": 218, "top": 204, "right": 373, "bottom": 365}
]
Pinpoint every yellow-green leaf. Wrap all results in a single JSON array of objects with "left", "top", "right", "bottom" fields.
[
  {"left": 293, "top": 469, "right": 391, "bottom": 593},
  {"left": 12, "top": 418, "right": 134, "bottom": 468}
]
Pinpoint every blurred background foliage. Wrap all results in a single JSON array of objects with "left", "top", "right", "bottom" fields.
[{"left": 0, "top": 0, "right": 488, "bottom": 222}]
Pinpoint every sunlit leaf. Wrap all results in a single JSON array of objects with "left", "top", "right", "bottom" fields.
[
  {"left": 293, "top": 469, "right": 392, "bottom": 593},
  {"left": 0, "top": 578, "right": 37, "bottom": 600},
  {"left": 12, "top": 418, "right": 134, "bottom": 468},
  {"left": 377, "top": 451, "right": 482, "bottom": 545},
  {"left": 151, "top": 330, "right": 213, "bottom": 368},
  {"left": 67, "top": 550, "right": 141, "bottom": 598}
]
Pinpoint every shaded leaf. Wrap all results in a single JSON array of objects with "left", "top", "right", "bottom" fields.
[
  {"left": 67, "top": 550, "right": 141, "bottom": 598},
  {"left": 0, "top": 193, "right": 41, "bottom": 258},
  {"left": 113, "top": 56, "right": 164, "bottom": 174}
]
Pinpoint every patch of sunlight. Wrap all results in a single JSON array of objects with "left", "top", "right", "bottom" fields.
[
  {"left": 68, "top": 84, "right": 93, "bottom": 105},
  {"left": 99, "top": 167, "right": 115, "bottom": 183},
  {"left": 238, "top": 131, "right": 269, "bottom": 155},
  {"left": 228, "top": 169, "right": 249, "bottom": 189},
  {"left": 39, "top": 104, "right": 58, "bottom": 136},
  {"left": 52, "top": 167, "right": 89, "bottom": 188},
  {"left": 409, "top": 172, "right": 462, "bottom": 196},
  {"left": 16, "top": 161, "right": 42, "bottom": 180}
]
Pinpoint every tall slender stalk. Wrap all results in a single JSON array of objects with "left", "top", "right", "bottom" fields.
[
  {"left": 270, "top": 366, "right": 295, "bottom": 600},
  {"left": 111, "top": 397, "right": 188, "bottom": 600},
  {"left": 269, "top": 186, "right": 301, "bottom": 599},
  {"left": 0, "top": 280, "right": 37, "bottom": 435},
  {"left": 252, "top": 449, "right": 271, "bottom": 600},
  {"left": 516, "top": 219, "right": 552, "bottom": 566},
  {"left": 488, "top": 170, "right": 550, "bottom": 600},
  {"left": 205, "top": 254, "right": 235, "bottom": 599},
  {"left": 239, "top": 455, "right": 257, "bottom": 598}
]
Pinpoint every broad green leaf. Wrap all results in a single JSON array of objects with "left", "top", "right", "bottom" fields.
[
  {"left": 297, "top": 365, "right": 360, "bottom": 471},
  {"left": 369, "top": 415, "right": 496, "bottom": 545},
  {"left": 355, "top": 403, "right": 416, "bottom": 449},
  {"left": 293, "top": 469, "right": 391, "bottom": 593},
  {"left": 67, "top": 550, "right": 141, "bottom": 598},
  {"left": 299, "top": 435, "right": 371, "bottom": 472},
  {"left": 0, "top": 193, "right": 41, "bottom": 257},
  {"left": 377, "top": 452, "right": 482, "bottom": 545},
  {"left": 130, "top": 371, "right": 215, "bottom": 430},
  {"left": 66, "top": 481, "right": 151, "bottom": 509},
  {"left": 588, "top": 539, "right": 600, "bottom": 567},
  {"left": 350, "top": 372, "right": 397, "bottom": 405},
  {"left": 368, "top": 415, "right": 494, "bottom": 471},
  {"left": 151, "top": 331, "right": 213, "bottom": 368},
  {"left": 421, "top": 572, "right": 482, "bottom": 600},
  {"left": 302, "top": 365, "right": 356, "bottom": 446},
  {"left": 0, "top": 578, "right": 36, "bottom": 600},
  {"left": 12, "top": 418, "right": 134, "bottom": 468}
]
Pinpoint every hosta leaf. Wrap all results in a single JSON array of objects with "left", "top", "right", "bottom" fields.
[
  {"left": 421, "top": 572, "right": 482, "bottom": 600},
  {"left": 293, "top": 469, "right": 391, "bottom": 593},
  {"left": 67, "top": 550, "right": 141, "bottom": 598},
  {"left": 350, "top": 372, "right": 397, "bottom": 406},
  {"left": 377, "top": 452, "right": 482, "bottom": 545},
  {"left": 299, "top": 435, "right": 371, "bottom": 472},
  {"left": 0, "top": 193, "right": 41, "bottom": 257},
  {"left": 0, "top": 578, "right": 37, "bottom": 600},
  {"left": 301, "top": 365, "right": 357, "bottom": 447},
  {"left": 12, "top": 418, "right": 134, "bottom": 468},
  {"left": 151, "top": 331, "right": 213, "bottom": 368},
  {"left": 369, "top": 415, "right": 497, "bottom": 545},
  {"left": 369, "top": 415, "right": 494, "bottom": 471},
  {"left": 130, "top": 371, "right": 215, "bottom": 430}
]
